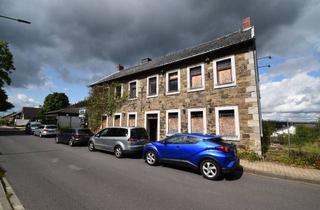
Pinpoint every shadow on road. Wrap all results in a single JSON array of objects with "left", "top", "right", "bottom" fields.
[{"left": 0, "top": 128, "right": 26, "bottom": 136}]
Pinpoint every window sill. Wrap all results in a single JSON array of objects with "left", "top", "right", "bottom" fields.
[
  {"left": 221, "top": 136, "right": 240, "bottom": 141},
  {"left": 128, "top": 98, "right": 138, "bottom": 101},
  {"left": 166, "top": 91, "right": 180, "bottom": 96},
  {"left": 187, "top": 87, "right": 205, "bottom": 92},
  {"left": 147, "top": 95, "right": 158, "bottom": 98},
  {"left": 214, "top": 83, "right": 236, "bottom": 89}
]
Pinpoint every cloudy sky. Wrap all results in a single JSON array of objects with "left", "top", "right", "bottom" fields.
[{"left": 0, "top": 0, "right": 319, "bottom": 122}]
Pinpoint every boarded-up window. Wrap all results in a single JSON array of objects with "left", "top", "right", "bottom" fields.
[
  {"left": 189, "top": 66, "right": 202, "bottom": 89},
  {"left": 148, "top": 77, "right": 157, "bottom": 96},
  {"left": 129, "top": 81, "right": 137, "bottom": 99},
  {"left": 128, "top": 114, "right": 136, "bottom": 127},
  {"left": 101, "top": 116, "right": 107, "bottom": 129},
  {"left": 168, "top": 112, "right": 179, "bottom": 134},
  {"left": 219, "top": 110, "right": 235, "bottom": 136},
  {"left": 191, "top": 111, "right": 204, "bottom": 133},
  {"left": 114, "top": 115, "right": 121, "bottom": 127},
  {"left": 217, "top": 59, "right": 232, "bottom": 85},
  {"left": 168, "top": 72, "right": 178, "bottom": 92}
]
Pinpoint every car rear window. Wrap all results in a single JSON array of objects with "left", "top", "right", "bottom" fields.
[
  {"left": 46, "top": 126, "right": 57, "bottom": 129},
  {"left": 206, "top": 137, "right": 223, "bottom": 143},
  {"left": 78, "top": 129, "right": 93, "bottom": 135},
  {"left": 130, "top": 128, "right": 149, "bottom": 140}
]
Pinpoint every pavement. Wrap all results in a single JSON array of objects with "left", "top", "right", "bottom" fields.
[{"left": 0, "top": 127, "right": 320, "bottom": 210}]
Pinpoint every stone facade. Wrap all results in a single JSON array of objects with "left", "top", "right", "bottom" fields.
[{"left": 99, "top": 47, "right": 262, "bottom": 155}]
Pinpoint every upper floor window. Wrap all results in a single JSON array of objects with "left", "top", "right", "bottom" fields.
[
  {"left": 213, "top": 55, "right": 236, "bottom": 88},
  {"left": 147, "top": 75, "right": 158, "bottom": 98},
  {"left": 166, "top": 70, "right": 180, "bottom": 95},
  {"left": 128, "top": 80, "right": 138, "bottom": 99},
  {"left": 187, "top": 64, "right": 205, "bottom": 92},
  {"left": 115, "top": 84, "right": 122, "bottom": 98}
]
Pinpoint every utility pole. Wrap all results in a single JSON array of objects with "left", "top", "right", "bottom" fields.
[{"left": 287, "top": 119, "right": 291, "bottom": 156}]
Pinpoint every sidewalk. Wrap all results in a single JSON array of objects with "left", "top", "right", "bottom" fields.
[{"left": 241, "top": 159, "right": 320, "bottom": 184}]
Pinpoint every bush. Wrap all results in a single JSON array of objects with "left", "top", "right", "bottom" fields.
[{"left": 238, "top": 151, "right": 262, "bottom": 162}]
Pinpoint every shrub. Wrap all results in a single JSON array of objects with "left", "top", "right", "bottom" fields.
[{"left": 238, "top": 151, "right": 262, "bottom": 162}]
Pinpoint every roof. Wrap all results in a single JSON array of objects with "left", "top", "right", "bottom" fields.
[
  {"left": 90, "top": 28, "right": 254, "bottom": 86},
  {"left": 46, "top": 107, "right": 80, "bottom": 116},
  {"left": 174, "top": 133, "right": 220, "bottom": 139},
  {"left": 22, "top": 107, "right": 40, "bottom": 119}
]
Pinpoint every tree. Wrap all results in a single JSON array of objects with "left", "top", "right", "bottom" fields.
[
  {"left": 71, "top": 99, "right": 88, "bottom": 108},
  {"left": 0, "top": 40, "right": 15, "bottom": 111},
  {"left": 42, "top": 92, "right": 70, "bottom": 113}
]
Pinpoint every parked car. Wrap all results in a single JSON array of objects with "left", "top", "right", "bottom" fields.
[
  {"left": 143, "top": 133, "right": 239, "bottom": 180},
  {"left": 25, "top": 121, "right": 42, "bottom": 134},
  {"left": 55, "top": 128, "right": 93, "bottom": 146},
  {"left": 88, "top": 127, "right": 149, "bottom": 158},
  {"left": 34, "top": 124, "right": 57, "bottom": 137}
]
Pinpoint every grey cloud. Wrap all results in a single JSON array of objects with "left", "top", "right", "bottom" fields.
[{"left": 0, "top": 0, "right": 313, "bottom": 88}]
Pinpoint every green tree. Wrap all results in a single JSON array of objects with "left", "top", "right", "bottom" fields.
[
  {"left": 42, "top": 92, "right": 70, "bottom": 113},
  {"left": 0, "top": 40, "right": 15, "bottom": 111}
]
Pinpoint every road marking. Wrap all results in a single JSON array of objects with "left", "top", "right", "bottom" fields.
[{"left": 68, "top": 164, "right": 82, "bottom": 171}]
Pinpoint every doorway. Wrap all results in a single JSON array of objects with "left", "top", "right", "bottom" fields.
[{"left": 145, "top": 111, "right": 160, "bottom": 141}]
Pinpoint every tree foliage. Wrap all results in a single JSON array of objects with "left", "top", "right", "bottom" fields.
[
  {"left": 0, "top": 40, "right": 15, "bottom": 111},
  {"left": 87, "top": 83, "right": 127, "bottom": 132},
  {"left": 42, "top": 92, "right": 70, "bottom": 113},
  {"left": 71, "top": 99, "right": 89, "bottom": 108}
]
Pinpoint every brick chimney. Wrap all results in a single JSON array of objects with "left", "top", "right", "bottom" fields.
[
  {"left": 242, "top": 17, "right": 252, "bottom": 30},
  {"left": 116, "top": 64, "right": 124, "bottom": 71}
]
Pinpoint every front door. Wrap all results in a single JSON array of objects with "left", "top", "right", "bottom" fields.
[{"left": 146, "top": 113, "right": 158, "bottom": 141}]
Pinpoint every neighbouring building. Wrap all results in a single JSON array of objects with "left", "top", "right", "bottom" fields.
[
  {"left": 11, "top": 107, "right": 41, "bottom": 126},
  {"left": 46, "top": 107, "right": 83, "bottom": 128},
  {"left": 90, "top": 17, "right": 262, "bottom": 154}
]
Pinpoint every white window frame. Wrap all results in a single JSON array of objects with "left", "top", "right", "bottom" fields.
[
  {"left": 147, "top": 75, "right": 159, "bottom": 98},
  {"left": 128, "top": 80, "right": 138, "bottom": 100},
  {"left": 102, "top": 114, "right": 108, "bottom": 128},
  {"left": 127, "top": 112, "right": 138, "bottom": 127},
  {"left": 114, "top": 84, "right": 123, "bottom": 97},
  {"left": 144, "top": 110, "right": 160, "bottom": 141},
  {"left": 215, "top": 106, "right": 240, "bottom": 141},
  {"left": 187, "top": 63, "right": 205, "bottom": 92},
  {"left": 166, "top": 69, "right": 180, "bottom": 95},
  {"left": 213, "top": 55, "right": 236, "bottom": 89},
  {"left": 113, "top": 113, "right": 122, "bottom": 127},
  {"left": 166, "top": 109, "right": 181, "bottom": 135},
  {"left": 187, "top": 108, "right": 207, "bottom": 134}
]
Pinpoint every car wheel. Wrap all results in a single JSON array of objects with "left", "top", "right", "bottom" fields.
[
  {"left": 88, "top": 141, "right": 95, "bottom": 152},
  {"left": 200, "top": 159, "right": 222, "bottom": 180},
  {"left": 69, "top": 139, "right": 74, "bottom": 147},
  {"left": 114, "top": 146, "right": 123, "bottom": 158},
  {"left": 145, "top": 150, "right": 158, "bottom": 166},
  {"left": 39, "top": 133, "right": 42, "bottom": 138}
]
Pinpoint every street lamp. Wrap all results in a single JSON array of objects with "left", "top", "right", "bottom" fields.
[{"left": 0, "top": 14, "right": 31, "bottom": 24}]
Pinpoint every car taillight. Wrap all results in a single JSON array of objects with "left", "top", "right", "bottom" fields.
[
  {"left": 128, "top": 137, "right": 137, "bottom": 142},
  {"left": 43, "top": 129, "right": 48, "bottom": 131},
  {"left": 215, "top": 145, "right": 229, "bottom": 153}
]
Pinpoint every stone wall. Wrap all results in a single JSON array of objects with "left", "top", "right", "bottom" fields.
[{"left": 103, "top": 50, "right": 262, "bottom": 154}]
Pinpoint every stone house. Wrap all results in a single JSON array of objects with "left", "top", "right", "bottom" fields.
[{"left": 90, "top": 17, "right": 262, "bottom": 154}]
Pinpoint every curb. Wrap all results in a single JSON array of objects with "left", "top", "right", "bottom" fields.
[
  {"left": 242, "top": 166, "right": 320, "bottom": 185},
  {"left": 0, "top": 177, "right": 25, "bottom": 210},
  {"left": 0, "top": 178, "right": 11, "bottom": 210}
]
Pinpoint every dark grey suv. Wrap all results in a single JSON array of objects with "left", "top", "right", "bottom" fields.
[
  {"left": 55, "top": 128, "right": 93, "bottom": 146},
  {"left": 88, "top": 127, "right": 149, "bottom": 158}
]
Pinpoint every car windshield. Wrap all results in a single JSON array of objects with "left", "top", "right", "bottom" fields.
[
  {"left": 130, "top": 128, "right": 149, "bottom": 139},
  {"left": 46, "top": 126, "right": 57, "bottom": 129},
  {"left": 78, "top": 129, "right": 93, "bottom": 135}
]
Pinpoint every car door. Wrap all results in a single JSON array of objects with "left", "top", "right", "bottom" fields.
[
  {"left": 94, "top": 129, "right": 109, "bottom": 150},
  {"left": 175, "top": 136, "right": 203, "bottom": 160},
  {"left": 102, "top": 128, "right": 117, "bottom": 151},
  {"left": 161, "top": 135, "right": 186, "bottom": 160}
]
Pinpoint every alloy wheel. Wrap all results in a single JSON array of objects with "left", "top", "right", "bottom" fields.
[
  {"left": 202, "top": 162, "right": 217, "bottom": 178},
  {"left": 114, "top": 146, "right": 123, "bottom": 158},
  {"left": 146, "top": 151, "right": 157, "bottom": 165}
]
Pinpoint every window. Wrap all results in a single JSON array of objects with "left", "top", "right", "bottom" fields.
[
  {"left": 127, "top": 112, "right": 137, "bottom": 127},
  {"left": 213, "top": 56, "right": 236, "bottom": 88},
  {"left": 215, "top": 106, "right": 240, "bottom": 141},
  {"left": 166, "top": 70, "right": 180, "bottom": 94},
  {"left": 129, "top": 80, "right": 138, "bottom": 99},
  {"left": 166, "top": 109, "right": 181, "bottom": 135},
  {"left": 147, "top": 75, "right": 158, "bottom": 97},
  {"left": 115, "top": 85, "right": 122, "bottom": 98},
  {"left": 130, "top": 128, "right": 149, "bottom": 140},
  {"left": 166, "top": 135, "right": 185, "bottom": 144},
  {"left": 187, "top": 64, "right": 205, "bottom": 92},
  {"left": 188, "top": 108, "right": 207, "bottom": 134},
  {"left": 113, "top": 113, "right": 122, "bottom": 127}
]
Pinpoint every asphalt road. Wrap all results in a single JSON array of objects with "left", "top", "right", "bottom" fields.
[{"left": 0, "top": 129, "right": 319, "bottom": 210}]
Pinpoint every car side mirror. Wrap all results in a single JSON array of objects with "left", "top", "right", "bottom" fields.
[
  {"left": 95, "top": 133, "right": 100, "bottom": 137},
  {"left": 162, "top": 140, "right": 167, "bottom": 145}
]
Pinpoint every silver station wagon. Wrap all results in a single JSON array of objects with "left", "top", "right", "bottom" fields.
[{"left": 88, "top": 127, "right": 149, "bottom": 158}]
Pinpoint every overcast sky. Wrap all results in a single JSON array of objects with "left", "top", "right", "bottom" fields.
[{"left": 1, "top": 0, "right": 319, "bottom": 122}]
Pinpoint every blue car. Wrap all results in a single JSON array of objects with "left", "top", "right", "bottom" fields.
[{"left": 143, "top": 133, "right": 239, "bottom": 180}]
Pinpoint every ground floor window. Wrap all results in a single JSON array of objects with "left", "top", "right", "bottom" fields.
[
  {"left": 188, "top": 108, "right": 207, "bottom": 134},
  {"left": 113, "top": 113, "right": 121, "bottom": 127},
  {"left": 215, "top": 106, "right": 240, "bottom": 140},
  {"left": 101, "top": 115, "right": 108, "bottom": 128},
  {"left": 166, "top": 109, "right": 180, "bottom": 135},
  {"left": 127, "top": 112, "right": 137, "bottom": 127}
]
